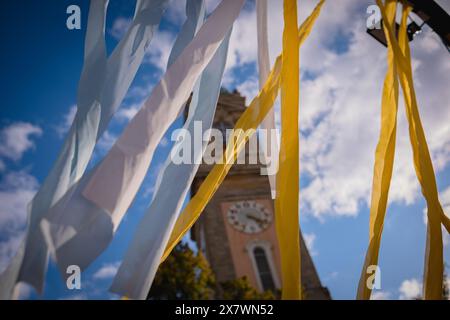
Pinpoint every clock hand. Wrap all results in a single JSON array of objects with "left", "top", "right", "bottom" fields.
[{"left": 245, "top": 214, "right": 265, "bottom": 225}]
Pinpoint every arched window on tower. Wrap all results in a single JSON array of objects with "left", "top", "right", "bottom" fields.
[{"left": 253, "top": 247, "right": 276, "bottom": 292}]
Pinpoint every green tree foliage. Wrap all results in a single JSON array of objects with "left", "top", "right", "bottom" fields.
[
  {"left": 220, "top": 277, "right": 277, "bottom": 300},
  {"left": 147, "top": 243, "right": 216, "bottom": 300},
  {"left": 147, "top": 243, "right": 277, "bottom": 300}
]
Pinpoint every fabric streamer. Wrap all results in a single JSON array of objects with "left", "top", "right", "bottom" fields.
[
  {"left": 0, "top": 0, "right": 168, "bottom": 299},
  {"left": 356, "top": 0, "right": 399, "bottom": 300},
  {"left": 110, "top": 28, "right": 233, "bottom": 301},
  {"left": 82, "top": 0, "right": 244, "bottom": 217},
  {"left": 165, "top": 0, "right": 205, "bottom": 121},
  {"left": 397, "top": 5, "right": 445, "bottom": 300},
  {"left": 166, "top": 0, "right": 205, "bottom": 70},
  {"left": 275, "top": 0, "right": 301, "bottom": 300},
  {"left": 40, "top": 0, "right": 207, "bottom": 272},
  {"left": 160, "top": 3, "right": 326, "bottom": 303},
  {"left": 256, "top": 0, "right": 271, "bottom": 92},
  {"left": 257, "top": 0, "right": 278, "bottom": 199},
  {"left": 376, "top": 0, "right": 450, "bottom": 299},
  {"left": 39, "top": 0, "right": 244, "bottom": 278}
]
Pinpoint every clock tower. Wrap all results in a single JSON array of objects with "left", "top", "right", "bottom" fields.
[{"left": 190, "top": 90, "right": 330, "bottom": 299}]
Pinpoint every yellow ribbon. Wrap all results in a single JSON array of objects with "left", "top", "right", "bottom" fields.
[
  {"left": 375, "top": 0, "right": 449, "bottom": 299},
  {"left": 276, "top": 0, "right": 301, "bottom": 300},
  {"left": 161, "top": 1, "right": 326, "bottom": 300},
  {"left": 357, "top": 0, "right": 399, "bottom": 300}
]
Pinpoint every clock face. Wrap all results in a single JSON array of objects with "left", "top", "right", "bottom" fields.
[{"left": 226, "top": 200, "right": 273, "bottom": 234}]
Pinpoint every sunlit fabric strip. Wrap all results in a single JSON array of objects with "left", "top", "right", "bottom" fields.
[
  {"left": 110, "top": 30, "right": 232, "bottom": 301},
  {"left": 166, "top": 0, "right": 205, "bottom": 120},
  {"left": 19, "top": 0, "right": 167, "bottom": 298},
  {"left": 275, "top": 0, "right": 301, "bottom": 300},
  {"left": 34, "top": 0, "right": 168, "bottom": 288},
  {"left": 40, "top": 0, "right": 207, "bottom": 271},
  {"left": 166, "top": 0, "right": 205, "bottom": 68},
  {"left": 397, "top": 5, "right": 445, "bottom": 300},
  {"left": 97, "top": 0, "right": 169, "bottom": 135},
  {"left": 111, "top": 0, "right": 209, "bottom": 299},
  {"left": 38, "top": 0, "right": 244, "bottom": 277},
  {"left": 82, "top": 0, "right": 244, "bottom": 225},
  {"left": 373, "top": 2, "right": 450, "bottom": 232},
  {"left": 0, "top": 0, "right": 169, "bottom": 298},
  {"left": 356, "top": 0, "right": 399, "bottom": 300},
  {"left": 0, "top": 0, "right": 109, "bottom": 299},
  {"left": 161, "top": 0, "right": 326, "bottom": 279},
  {"left": 257, "top": 0, "right": 278, "bottom": 199},
  {"left": 377, "top": 0, "right": 448, "bottom": 299}
]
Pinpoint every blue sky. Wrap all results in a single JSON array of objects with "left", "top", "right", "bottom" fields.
[{"left": 0, "top": 0, "right": 449, "bottom": 300}]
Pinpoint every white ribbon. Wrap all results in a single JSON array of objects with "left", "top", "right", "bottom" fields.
[
  {"left": 0, "top": 0, "right": 168, "bottom": 298},
  {"left": 110, "top": 27, "right": 232, "bottom": 301},
  {"left": 257, "top": 0, "right": 278, "bottom": 199},
  {"left": 82, "top": 0, "right": 244, "bottom": 218},
  {"left": 39, "top": 0, "right": 243, "bottom": 288},
  {"left": 40, "top": 0, "right": 205, "bottom": 277}
]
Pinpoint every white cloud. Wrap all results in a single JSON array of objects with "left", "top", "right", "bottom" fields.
[
  {"left": 0, "top": 122, "right": 42, "bottom": 161},
  {"left": 95, "top": 131, "right": 117, "bottom": 155},
  {"left": 439, "top": 186, "right": 450, "bottom": 217},
  {"left": 93, "top": 262, "right": 120, "bottom": 280},
  {"left": 218, "top": 0, "right": 450, "bottom": 220},
  {"left": 108, "top": 8, "right": 178, "bottom": 71},
  {"left": 371, "top": 290, "right": 392, "bottom": 300},
  {"left": 164, "top": 0, "right": 222, "bottom": 31},
  {"left": 55, "top": 105, "right": 77, "bottom": 138},
  {"left": 237, "top": 76, "right": 259, "bottom": 103},
  {"left": 142, "top": 162, "right": 165, "bottom": 199},
  {"left": 0, "top": 170, "right": 39, "bottom": 272},
  {"left": 292, "top": 1, "right": 450, "bottom": 219},
  {"left": 159, "top": 137, "right": 169, "bottom": 147},
  {"left": 115, "top": 104, "right": 140, "bottom": 123},
  {"left": 399, "top": 278, "right": 422, "bottom": 300},
  {"left": 225, "top": 6, "right": 258, "bottom": 73},
  {"left": 323, "top": 271, "right": 339, "bottom": 283},
  {"left": 0, "top": 232, "right": 24, "bottom": 274},
  {"left": 109, "top": 17, "right": 132, "bottom": 40},
  {"left": 125, "top": 83, "right": 154, "bottom": 101},
  {"left": 165, "top": 0, "right": 187, "bottom": 25},
  {"left": 112, "top": 0, "right": 223, "bottom": 73},
  {"left": 144, "top": 30, "right": 175, "bottom": 72},
  {"left": 0, "top": 171, "right": 38, "bottom": 228},
  {"left": 303, "top": 232, "right": 318, "bottom": 256},
  {"left": 423, "top": 186, "right": 450, "bottom": 246}
]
